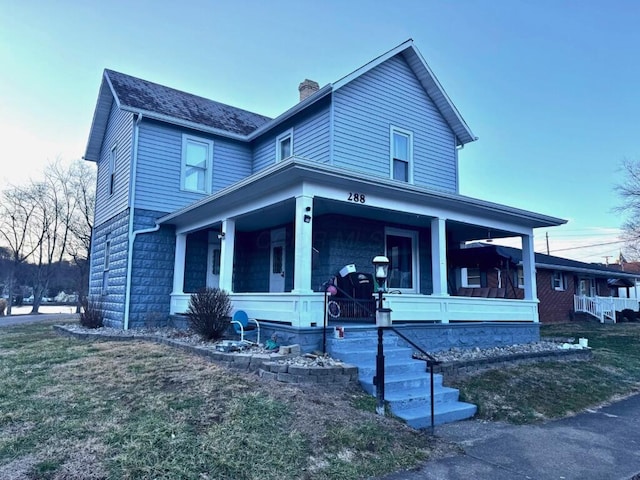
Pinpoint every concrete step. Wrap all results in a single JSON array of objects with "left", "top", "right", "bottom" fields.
[
  {"left": 392, "top": 401, "right": 478, "bottom": 428},
  {"left": 330, "top": 346, "right": 414, "bottom": 365},
  {"left": 383, "top": 385, "right": 459, "bottom": 409},
  {"left": 360, "top": 372, "right": 446, "bottom": 396},
  {"left": 356, "top": 359, "right": 429, "bottom": 378}
]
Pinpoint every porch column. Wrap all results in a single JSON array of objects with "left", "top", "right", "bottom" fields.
[
  {"left": 522, "top": 233, "right": 537, "bottom": 302},
  {"left": 431, "top": 217, "right": 448, "bottom": 296},
  {"left": 293, "top": 195, "right": 313, "bottom": 294},
  {"left": 171, "top": 233, "right": 187, "bottom": 294},
  {"left": 219, "top": 219, "right": 236, "bottom": 293}
]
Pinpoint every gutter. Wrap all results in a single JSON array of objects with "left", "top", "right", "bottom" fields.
[{"left": 123, "top": 113, "right": 160, "bottom": 329}]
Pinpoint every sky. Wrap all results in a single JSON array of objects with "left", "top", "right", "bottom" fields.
[{"left": 1, "top": 0, "right": 638, "bottom": 264}]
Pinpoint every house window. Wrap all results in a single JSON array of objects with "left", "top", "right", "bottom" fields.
[
  {"left": 517, "top": 267, "right": 525, "bottom": 288},
  {"left": 102, "top": 234, "right": 111, "bottom": 295},
  {"left": 108, "top": 145, "right": 116, "bottom": 195},
  {"left": 181, "top": 135, "right": 213, "bottom": 193},
  {"left": 390, "top": 127, "right": 413, "bottom": 183},
  {"left": 385, "top": 227, "right": 419, "bottom": 293},
  {"left": 462, "top": 267, "right": 481, "bottom": 288},
  {"left": 276, "top": 129, "right": 293, "bottom": 162},
  {"left": 552, "top": 271, "right": 566, "bottom": 291}
]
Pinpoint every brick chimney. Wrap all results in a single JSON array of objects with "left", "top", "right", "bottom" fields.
[{"left": 298, "top": 79, "right": 319, "bottom": 101}]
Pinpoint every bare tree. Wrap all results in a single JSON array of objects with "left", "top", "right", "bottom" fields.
[
  {"left": 616, "top": 158, "right": 640, "bottom": 260},
  {"left": 0, "top": 159, "right": 96, "bottom": 315},
  {"left": 0, "top": 185, "right": 42, "bottom": 315}
]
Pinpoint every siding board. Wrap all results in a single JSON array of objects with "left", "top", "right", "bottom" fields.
[
  {"left": 333, "top": 54, "right": 457, "bottom": 192},
  {"left": 135, "top": 121, "right": 252, "bottom": 213},
  {"left": 94, "top": 103, "right": 133, "bottom": 227}
]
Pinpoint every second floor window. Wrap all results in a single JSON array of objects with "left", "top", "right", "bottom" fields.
[
  {"left": 390, "top": 127, "right": 413, "bottom": 183},
  {"left": 276, "top": 129, "right": 293, "bottom": 162},
  {"left": 182, "top": 135, "right": 213, "bottom": 193}
]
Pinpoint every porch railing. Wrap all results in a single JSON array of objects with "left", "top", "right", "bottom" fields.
[{"left": 574, "top": 295, "right": 640, "bottom": 323}]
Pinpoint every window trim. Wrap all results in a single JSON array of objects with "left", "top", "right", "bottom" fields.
[
  {"left": 108, "top": 144, "right": 117, "bottom": 196},
  {"left": 389, "top": 126, "right": 414, "bottom": 183},
  {"left": 517, "top": 267, "right": 525, "bottom": 289},
  {"left": 384, "top": 226, "right": 419, "bottom": 293},
  {"left": 181, "top": 134, "right": 213, "bottom": 194},
  {"left": 461, "top": 267, "right": 481, "bottom": 288},
  {"left": 552, "top": 271, "right": 566, "bottom": 291},
  {"left": 275, "top": 128, "right": 294, "bottom": 162}
]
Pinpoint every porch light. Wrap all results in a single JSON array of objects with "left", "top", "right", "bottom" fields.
[
  {"left": 372, "top": 255, "right": 390, "bottom": 290},
  {"left": 304, "top": 214, "right": 312, "bottom": 223},
  {"left": 217, "top": 232, "right": 225, "bottom": 240}
]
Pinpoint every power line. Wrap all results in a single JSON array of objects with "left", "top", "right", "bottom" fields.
[{"left": 549, "top": 239, "right": 625, "bottom": 253}]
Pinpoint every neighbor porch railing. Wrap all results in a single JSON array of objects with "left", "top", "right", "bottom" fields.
[{"left": 574, "top": 295, "right": 640, "bottom": 323}]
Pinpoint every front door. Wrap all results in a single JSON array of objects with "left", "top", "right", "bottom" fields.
[
  {"left": 207, "top": 240, "right": 221, "bottom": 289},
  {"left": 269, "top": 228, "right": 286, "bottom": 292}
]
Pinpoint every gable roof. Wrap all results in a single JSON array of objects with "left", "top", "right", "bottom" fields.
[
  {"left": 84, "top": 40, "right": 475, "bottom": 160},
  {"left": 456, "top": 243, "right": 640, "bottom": 280},
  {"left": 332, "top": 39, "right": 476, "bottom": 146}
]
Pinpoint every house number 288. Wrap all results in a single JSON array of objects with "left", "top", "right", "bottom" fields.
[{"left": 348, "top": 192, "right": 366, "bottom": 203}]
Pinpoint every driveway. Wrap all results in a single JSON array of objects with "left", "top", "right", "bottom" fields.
[
  {"left": 380, "top": 394, "right": 640, "bottom": 480},
  {"left": 0, "top": 311, "right": 78, "bottom": 327}
]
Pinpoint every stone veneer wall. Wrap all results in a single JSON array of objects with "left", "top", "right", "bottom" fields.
[
  {"left": 128, "top": 209, "right": 176, "bottom": 328},
  {"left": 90, "top": 209, "right": 131, "bottom": 328},
  {"left": 392, "top": 322, "right": 541, "bottom": 352}
]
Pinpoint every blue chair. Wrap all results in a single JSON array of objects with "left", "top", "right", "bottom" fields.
[{"left": 230, "top": 310, "right": 261, "bottom": 344}]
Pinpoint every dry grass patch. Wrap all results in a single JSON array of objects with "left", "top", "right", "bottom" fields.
[{"left": 0, "top": 322, "right": 450, "bottom": 480}]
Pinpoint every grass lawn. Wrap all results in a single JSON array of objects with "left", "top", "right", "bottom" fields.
[
  {"left": 452, "top": 321, "right": 640, "bottom": 424},
  {"left": 0, "top": 320, "right": 450, "bottom": 480}
]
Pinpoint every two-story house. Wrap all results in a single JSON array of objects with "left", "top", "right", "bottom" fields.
[{"left": 84, "top": 40, "right": 566, "bottom": 352}]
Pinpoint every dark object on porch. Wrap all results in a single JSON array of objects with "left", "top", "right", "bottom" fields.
[
  {"left": 332, "top": 271, "right": 376, "bottom": 321},
  {"left": 456, "top": 287, "right": 507, "bottom": 298},
  {"left": 617, "top": 309, "right": 640, "bottom": 323}
]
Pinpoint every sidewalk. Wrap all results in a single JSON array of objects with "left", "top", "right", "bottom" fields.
[{"left": 380, "top": 394, "right": 640, "bottom": 480}]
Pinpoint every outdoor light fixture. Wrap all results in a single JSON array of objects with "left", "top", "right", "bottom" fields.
[
  {"left": 303, "top": 214, "right": 312, "bottom": 223},
  {"left": 372, "top": 255, "right": 390, "bottom": 290},
  {"left": 372, "top": 254, "right": 391, "bottom": 416},
  {"left": 217, "top": 232, "right": 226, "bottom": 240}
]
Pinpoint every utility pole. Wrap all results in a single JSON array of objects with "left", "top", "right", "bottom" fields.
[
  {"left": 603, "top": 255, "right": 611, "bottom": 266},
  {"left": 546, "top": 232, "right": 550, "bottom": 255}
]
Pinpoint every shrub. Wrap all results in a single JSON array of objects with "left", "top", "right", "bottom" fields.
[
  {"left": 186, "top": 287, "right": 232, "bottom": 340},
  {"left": 0, "top": 298, "right": 6, "bottom": 316},
  {"left": 79, "top": 297, "right": 104, "bottom": 329}
]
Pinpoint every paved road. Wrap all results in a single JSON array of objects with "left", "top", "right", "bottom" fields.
[
  {"left": 0, "top": 312, "right": 78, "bottom": 327},
  {"left": 380, "top": 394, "right": 640, "bottom": 480}
]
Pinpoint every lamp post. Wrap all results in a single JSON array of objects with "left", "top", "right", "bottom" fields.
[{"left": 372, "top": 255, "right": 390, "bottom": 416}]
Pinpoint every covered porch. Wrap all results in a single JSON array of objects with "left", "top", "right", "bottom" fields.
[{"left": 160, "top": 158, "right": 565, "bottom": 328}]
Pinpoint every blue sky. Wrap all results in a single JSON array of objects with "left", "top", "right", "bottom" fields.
[{"left": 1, "top": 0, "right": 638, "bottom": 262}]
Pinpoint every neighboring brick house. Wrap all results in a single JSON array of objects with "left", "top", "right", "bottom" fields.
[
  {"left": 83, "top": 40, "right": 568, "bottom": 350},
  {"left": 450, "top": 244, "right": 639, "bottom": 323}
]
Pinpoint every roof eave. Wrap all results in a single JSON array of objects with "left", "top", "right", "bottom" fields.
[{"left": 534, "top": 262, "right": 640, "bottom": 279}]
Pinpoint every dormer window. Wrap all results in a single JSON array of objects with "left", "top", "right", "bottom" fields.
[
  {"left": 276, "top": 129, "right": 293, "bottom": 162},
  {"left": 390, "top": 127, "right": 413, "bottom": 183},
  {"left": 181, "top": 134, "right": 213, "bottom": 193}
]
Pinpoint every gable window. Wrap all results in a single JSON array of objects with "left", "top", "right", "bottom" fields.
[
  {"left": 390, "top": 127, "right": 413, "bottom": 183},
  {"left": 385, "top": 227, "right": 419, "bottom": 293},
  {"left": 552, "top": 271, "right": 566, "bottom": 291},
  {"left": 276, "top": 129, "right": 293, "bottom": 162},
  {"left": 108, "top": 145, "right": 117, "bottom": 195},
  {"left": 182, "top": 134, "right": 213, "bottom": 193},
  {"left": 102, "top": 234, "right": 111, "bottom": 295},
  {"left": 462, "top": 267, "right": 481, "bottom": 288}
]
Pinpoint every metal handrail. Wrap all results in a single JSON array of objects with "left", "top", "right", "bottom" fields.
[{"left": 391, "top": 327, "right": 440, "bottom": 433}]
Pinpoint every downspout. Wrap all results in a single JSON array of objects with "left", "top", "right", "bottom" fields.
[{"left": 123, "top": 113, "right": 160, "bottom": 329}]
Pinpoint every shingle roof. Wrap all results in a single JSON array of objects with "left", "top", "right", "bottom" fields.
[
  {"left": 105, "top": 69, "right": 272, "bottom": 136},
  {"left": 462, "top": 243, "right": 639, "bottom": 279}
]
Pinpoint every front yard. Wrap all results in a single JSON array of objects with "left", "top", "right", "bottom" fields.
[
  {"left": 0, "top": 320, "right": 448, "bottom": 480},
  {"left": 3, "top": 319, "right": 640, "bottom": 479}
]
